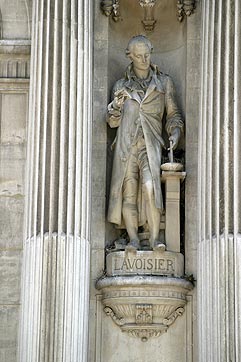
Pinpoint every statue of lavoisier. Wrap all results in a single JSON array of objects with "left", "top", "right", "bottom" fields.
[{"left": 107, "top": 35, "right": 184, "bottom": 252}]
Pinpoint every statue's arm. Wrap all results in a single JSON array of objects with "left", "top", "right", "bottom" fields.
[
  {"left": 107, "top": 80, "right": 125, "bottom": 128},
  {"left": 164, "top": 76, "right": 184, "bottom": 135}
]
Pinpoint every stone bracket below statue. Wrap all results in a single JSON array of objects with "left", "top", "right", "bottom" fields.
[
  {"left": 96, "top": 275, "right": 193, "bottom": 342},
  {"left": 106, "top": 250, "right": 184, "bottom": 277},
  {"left": 96, "top": 251, "right": 191, "bottom": 341}
]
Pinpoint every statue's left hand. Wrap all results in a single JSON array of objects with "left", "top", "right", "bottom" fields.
[{"left": 169, "top": 128, "right": 181, "bottom": 150}]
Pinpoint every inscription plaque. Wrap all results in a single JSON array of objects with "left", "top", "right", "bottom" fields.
[{"left": 106, "top": 250, "right": 184, "bottom": 277}]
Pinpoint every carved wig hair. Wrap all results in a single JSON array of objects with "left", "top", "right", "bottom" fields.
[{"left": 125, "top": 35, "right": 153, "bottom": 56}]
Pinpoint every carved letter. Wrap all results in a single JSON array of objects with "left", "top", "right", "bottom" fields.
[
  {"left": 167, "top": 259, "right": 175, "bottom": 272},
  {"left": 147, "top": 259, "right": 153, "bottom": 270}
]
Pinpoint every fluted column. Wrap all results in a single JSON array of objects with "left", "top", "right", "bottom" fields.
[
  {"left": 198, "top": 0, "right": 241, "bottom": 361},
  {"left": 18, "top": 1, "right": 93, "bottom": 361}
]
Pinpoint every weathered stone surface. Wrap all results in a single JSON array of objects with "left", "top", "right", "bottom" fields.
[
  {"left": 0, "top": 198, "right": 24, "bottom": 249},
  {"left": 0, "top": 144, "right": 26, "bottom": 195},
  {"left": 101, "top": 312, "right": 187, "bottom": 362},
  {"left": 0, "top": 306, "right": 19, "bottom": 362},
  {"left": 91, "top": 196, "right": 106, "bottom": 248},
  {"left": 0, "top": 250, "right": 21, "bottom": 304},
  {"left": 0, "top": 93, "right": 27, "bottom": 143},
  {"left": 0, "top": 0, "right": 32, "bottom": 39}
]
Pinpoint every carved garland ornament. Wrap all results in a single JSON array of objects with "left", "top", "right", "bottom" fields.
[
  {"left": 177, "top": 0, "right": 195, "bottom": 22},
  {"left": 104, "top": 304, "right": 185, "bottom": 342},
  {"left": 100, "top": 0, "right": 195, "bottom": 27},
  {"left": 139, "top": 0, "right": 156, "bottom": 32}
]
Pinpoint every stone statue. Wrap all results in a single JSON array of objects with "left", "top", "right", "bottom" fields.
[{"left": 107, "top": 35, "right": 184, "bottom": 252}]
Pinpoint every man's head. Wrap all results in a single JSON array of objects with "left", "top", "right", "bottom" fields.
[{"left": 126, "top": 35, "right": 153, "bottom": 74}]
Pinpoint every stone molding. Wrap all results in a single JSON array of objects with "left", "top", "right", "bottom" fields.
[{"left": 0, "top": 40, "right": 30, "bottom": 79}]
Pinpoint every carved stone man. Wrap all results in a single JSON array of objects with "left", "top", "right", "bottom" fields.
[{"left": 107, "top": 35, "right": 183, "bottom": 251}]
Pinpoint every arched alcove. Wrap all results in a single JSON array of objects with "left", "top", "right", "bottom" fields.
[{"left": 0, "top": 0, "right": 32, "bottom": 39}]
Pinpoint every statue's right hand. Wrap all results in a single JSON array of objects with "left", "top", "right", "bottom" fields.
[
  {"left": 112, "top": 89, "right": 131, "bottom": 109},
  {"left": 112, "top": 94, "right": 126, "bottom": 109}
]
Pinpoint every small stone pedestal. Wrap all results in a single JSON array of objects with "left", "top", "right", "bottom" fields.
[{"left": 161, "top": 171, "right": 186, "bottom": 252}]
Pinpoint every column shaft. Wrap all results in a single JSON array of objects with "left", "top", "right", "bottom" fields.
[
  {"left": 198, "top": 0, "right": 241, "bottom": 361},
  {"left": 18, "top": 1, "right": 93, "bottom": 361}
]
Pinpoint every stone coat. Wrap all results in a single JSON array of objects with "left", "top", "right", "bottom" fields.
[{"left": 107, "top": 64, "right": 183, "bottom": 227}]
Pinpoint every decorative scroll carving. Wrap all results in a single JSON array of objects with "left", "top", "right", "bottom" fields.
[
  {"left": 0, "top": 40, "right": 31, "bottom": 79},
  {"left": 139, "top": 0, "right": 156, "bottom": 31},
  {"left": 177, "top": 0, "right": 195, "bottom": 22},
  {"left": 163, "top": 307, "right": 185, "bottom": 326},
  {"left": 104, "top": 306, "right": 125, "bottom": 326}
]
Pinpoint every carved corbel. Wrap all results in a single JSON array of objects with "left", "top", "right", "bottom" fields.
[
  {"left": 177, "top": 0, "right": 195, "bottom": 22},
  {"left": 139, "top": 0, "right": 156, "bottom": 32},
  {"left": 103, "top": 303, "right": 186, "bottom": 342},
  {"left": 100, "top": 0, "right": 120, "bottom": 21}
]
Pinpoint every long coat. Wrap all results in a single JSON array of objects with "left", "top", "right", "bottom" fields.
[{"left": 107, "top": 64, "right": 183, "bottom": 228}]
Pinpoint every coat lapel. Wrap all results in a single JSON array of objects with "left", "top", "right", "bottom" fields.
[{"left": 142, "top": 79, "right": 157, "bottom": 102}]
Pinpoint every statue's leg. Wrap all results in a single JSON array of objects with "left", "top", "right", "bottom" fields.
[
  {"left": 122, "top": 150, "right": 140, "bottom": 247},
  {"left": 139, "top": 144, "right": 164, "bottom": 251}
]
